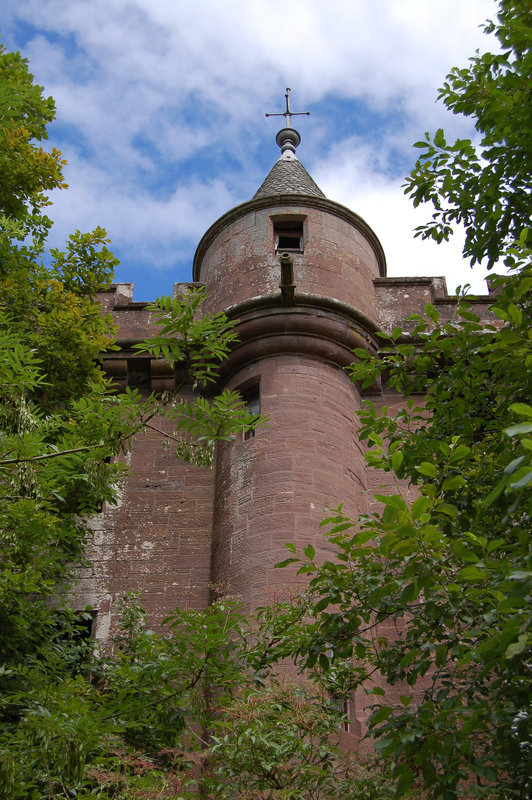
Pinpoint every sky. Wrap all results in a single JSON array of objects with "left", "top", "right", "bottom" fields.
[{"left": 3, "top": 0, "right": 499, "bottom": 300}]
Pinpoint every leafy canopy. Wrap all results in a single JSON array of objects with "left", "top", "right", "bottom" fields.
[
  {"left": 0, "top": 45, "right": 66, "bottom": 247},
  {"left": 404, "top": 0, "right": 532, "bottom": 268}
]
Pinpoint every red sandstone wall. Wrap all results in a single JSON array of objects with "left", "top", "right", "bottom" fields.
[
  {"left": 89, "top": 218, "right": 498, "bottom": 739},
  {"left": 198, "top": 205, "right": 381, "bottom": 322},
  {"left": 211, "top": 354, "right": 366, "bottom": 610},
  {"left": 374, "top": 276, "right": 495, "bottom": 333},
  {"left": 72, "top": 419, "right": 214, "bottom": 641}
]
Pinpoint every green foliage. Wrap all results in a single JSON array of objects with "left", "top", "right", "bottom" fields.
[
  {"left": 0, "top": 594, "right": 413, "bottom": 800},
  {"left": 1, "top": 230, "right": 119, "bottom": 410},
  {"left": 0, "top": 45, "right": 66, "bottom": 248},
  {"left": 404, "top": 0, "right": 532, "bottom": 267},
  {"left": 0, "top": 45, "right": 119, "bottom": 410},
  {"left": 135, "top": 286, "right": 239, "bottom": 386},
  {"left": 0, "top": 318, "right": 140, "bottom": 657},
  {"left": 210, "top": 681, "right": 344, "bottom": 799},
  {"left": 137, "top": 287, "right": 264, "bottom": 467},
  {"left": 107, "top": 594, "right": 249, "bottom": 756},
  {"left": 280, "top": 253, "right": 531, "bottom": 798}
]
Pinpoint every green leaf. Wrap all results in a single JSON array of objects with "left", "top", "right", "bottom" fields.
[
  {"left": 275, "top": 558, "right": 299, "bottom": 569},
  {"left": 504, "top": 455, "right": 526, "bottom": 475},
  {"left": 435, "top": 644, "right": 448, "bottom": 667},
  {"left": 458, "top": 310, "right": 481, "bottom": 322},
  {"left": 449, "top": 444, "right": 470, "bottom": 462},
  {"left": 319, "top": 653, "right": 330, "bottom": 670},
  {"left": 505, "top": 633, "right": 529, "bottom": 659},
  {"left": 369, "top": 705, "right": 393, "bottom": 726},
  {"left": 504, "top": 422, "right": 532, "bottom": 437},
  {"left": 510, "top": 469, "right": 532, "bottom": 490},
  {"left": 411, "top": 496, "right": 430, "bottom": 518},
  {"left": 416, "top": 462, "right": 437, "bottom": 479},
  {"left": 400, "top": 582, "right": 419, "bottom": 604},
  {"left": 507, "top": 303, "right": 522, "bottom": 325},
  {"left": 391, "top": 326, "right": 402, "bottom": 341},
  {"left": 442, "top": 475, "right": 465, "bottom": 491},
  {"left": 434, "top": 502, "right": 458, "bottom": 517},
  {"left": 314, "top": 596, "right": 330, "bottom": 613},
  {"left": 391, "top": 450, "right": 404, "bottom": 471},
  {"left": 353, "top": 347, "right": 371, "bottom": 359},
  {"left": 457, "top": 566, "right": 486, "bottom": 581},
  {"left": 510, "top": 402, "right": 532, "bottom": 418},
  {"left": 433, "top": 128, "right": 446, "bottom": 147}
]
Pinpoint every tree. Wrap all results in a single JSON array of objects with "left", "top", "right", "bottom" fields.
[
  {"left": 277, "top": 2, "right": 532, "bottom": 797},
  {"left": 0, "top": 45, "right": 66, "bottom": 248},
  {"left": 403, "top": 0, "right": 532, "bottom": 269},
  {"left": 0, "top": 45, "right": 139, "bottom": 666},
  {"left": 0, "top": 45, "right": 261, "bottom": 799},
  {"left": 0, "top": 586, "right": 411, "bottom": 799}
]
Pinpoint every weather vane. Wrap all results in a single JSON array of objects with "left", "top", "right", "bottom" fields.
[{"left": 265, "top": 88, "right": 310, "bottom": 129}]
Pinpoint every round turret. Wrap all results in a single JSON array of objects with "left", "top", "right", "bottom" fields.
[{"left": 194, "top": 122, "right": 387, "bottom": 608}]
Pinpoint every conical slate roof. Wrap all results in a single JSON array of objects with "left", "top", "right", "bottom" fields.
[{"left": 253, "top": 150, "right": 326, "bottom": 200}]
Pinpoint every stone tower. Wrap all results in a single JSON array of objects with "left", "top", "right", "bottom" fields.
[
  {"left": 197, "top": 126, "right": 385, "bottom": 610},
  {"left": 76, "top": 103, "right": 493, "bottom": 644}
]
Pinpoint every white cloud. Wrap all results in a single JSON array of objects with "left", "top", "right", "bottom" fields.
[
  {"left": 47, "top": 155, "right": 236, "bottom": 272},
  {"left": 2, "top": 0, "right": 499, "bottom": 296}
]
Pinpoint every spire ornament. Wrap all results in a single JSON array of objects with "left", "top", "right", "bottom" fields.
[{"left": 265, "top": 88, "right": 310, "bottom": 155}]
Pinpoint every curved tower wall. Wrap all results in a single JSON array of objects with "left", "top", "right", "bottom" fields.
[
  {"left": 212, "top": 355, "right": 366, "bottom": 606},
  {"left": 193, "top": 195, "right": 384, "bottom": 608},
  {"left": 195, "top": 198, "right": 384, "bottom": 323}
]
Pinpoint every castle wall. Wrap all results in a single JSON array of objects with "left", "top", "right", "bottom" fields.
[
  {"left": 74, "top": 418, "right": 214, "bottom": 641},
  {"left": 84, "top": 191, "right": 495, "bottom": 656},
  {"left": 374, "top": 276, "right": 494, "bottom": 333}
]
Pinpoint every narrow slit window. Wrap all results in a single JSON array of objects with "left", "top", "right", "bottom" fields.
[
  {"left": 240, "top": 383, "right": 260, "bottom": 441},
  {"left": 343, "top": 699, "right": 351, "bottom": 732},
  {"left": 274, "top": 221, "right": 303, "bottom": 253}
]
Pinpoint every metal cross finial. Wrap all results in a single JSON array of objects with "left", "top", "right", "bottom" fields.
[{"left": 265, "top": 88, "right": 310, "bottom": 129}]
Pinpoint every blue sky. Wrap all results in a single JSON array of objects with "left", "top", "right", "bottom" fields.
[{"left": 3, "top": 0, "right": 498, "bottom": 300}]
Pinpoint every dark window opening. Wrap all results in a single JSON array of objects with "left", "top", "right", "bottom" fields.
[
  {"left": 51, "top": 608, "right": 97, "bottom": 642},
  {"left": 274, "top": 221, "right": 303, "bottom": 253},
  {"left": 238, "top": 381, "right": 260, "bottom": 441},
  {"left": 343, "top": 699, "right": 351, "bottom": 732},
  {"left": 127, "top": 358, "right": 152, "bottom": 393},
  {"left": 49, "top": 609, "right": 98, "bottom": 674},
  {"left": 73, "top": 609, "right": 97, "bottom": 641}
]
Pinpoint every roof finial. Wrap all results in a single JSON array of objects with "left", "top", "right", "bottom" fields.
[
  {"left": 265, "top": 88, "right": 310, "bottom": 155},
  {"left": 266, "top": 88, "right": 309, "bottom": 129}
]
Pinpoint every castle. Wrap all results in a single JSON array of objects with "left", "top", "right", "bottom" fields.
[{"left": 76, "top": 95, "right": 494, "bottom": 666}]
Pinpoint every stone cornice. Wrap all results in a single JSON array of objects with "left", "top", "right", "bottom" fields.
[
  {"left": 214, "top": 295, "right": 380, "bottom": 383},
  {"left": 221, "top": 291, "right": 380, "bottom": 335}
]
